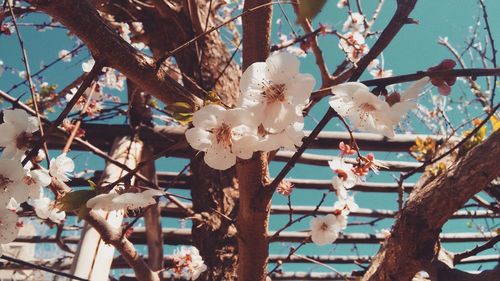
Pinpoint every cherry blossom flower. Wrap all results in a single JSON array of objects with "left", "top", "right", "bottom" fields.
[
  {"left": 238, "top": 52, "right": 315, "bottom": 133},
  {"left": 23, "top": 168, "right": 51, "bottom": 200},
  {"left": 0, "top": 109, "right": 39, "bottom": 160},
  {"left": 102, "top": 68, "right": 126, "bottom": 91},
  {"left": 171, "top": 246, "right": 207, "bottom": 280},
  {"left": 82, "top": 58, "right": 95, "bottom": 72},
  {"left": 185, "top": 104, "right": 259, "bottom": 170},
  {"left": 49, "top": 153, "right": 75, "bottom": 182},
  {"left": 338, "top": 32, "right": 368, "bottom": 63},
  {"left": 342, "top": 12, "right": 365, "bottom": 32},
  {"left": 329, "top": 82, "right": 395, "bottom": 137},
  {"left": 58, "top": 49, "right": 72, "bottom": 62},
  {"left": 30, "top": 197, "right": 66, "bottom": 223},
  {"left": 334, "top": 194, "right": 359, "bottom": 214},
  {"left": 310, "top": 215, "right": 341, "bottom": 245},
  {"left": 387, "top": 77, "right": 430, "bottom": 125},
  {"left": 328, "top": 158, "right": 359, "bottom": 197},
  {"left": 66, "top": 86, "right": 104, "bottom": 116},
  {"left": 111, "top": 189, "right": 165, "bottom": 210},
  {"left": 0, "top": 208, "right": 21, "bottom": 255},
  {"left": 0, "top": 159, "right": 28, "bottom": 207},
  {"left": 256, "top": 121, "right": 304, "bottom": 152},
  {"left": 87, "top": 189, "right": 165, "bottom": 211}
]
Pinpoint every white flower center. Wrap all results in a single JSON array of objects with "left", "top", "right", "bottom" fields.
[
  {"left": 360, "top": 102, "right": 376, "bottom": 112},
  {"left": 320, "top": 222, "right": 329, "bottom": 231},
  {"left": 0, "top": 175, "right": 13, "bottom": 190},
  {"left": 214, "top": 123, "right": 232, "bottom": 147},
  {"left": 263, "top": 83, "right": 286, "bottom": 105}
]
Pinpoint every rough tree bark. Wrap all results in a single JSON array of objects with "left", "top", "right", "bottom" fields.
[
  {"left": 362, "top": 129, "right": 500, "bottom": 281},
  {"left": 236, "top": 0, "right": 273, "bottom": 280},
  {"left": 141, "top": 1, "right": 242, "bottom": 279}
]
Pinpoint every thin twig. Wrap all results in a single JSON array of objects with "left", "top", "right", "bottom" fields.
[
  {"left": 0, "top": 255, "right": 88, "bottom": 281},
  {"left": 478, "top": 0, "right": 497, "bottom": 105},
  {"left": 5, "top": 44, "right": 85, "bottom": 94},
  {"left": 311, "top": 67, "right": 500, "bottom": 102},
  {"left": 7, "top": 0, "right": 50, "bottom": 165},
  {"left": 62, "top": 82, "right": 97, "bottom": 153},
  {"left": 401, "top": 102, "right": 500, "bottom": 181},
  {"left": 21, "top": 60, "right": 104, "bottom": 166},
  {"left": 453, "top": 234, "right": 500, "bottom": 264},
  {"left": 267, "top": 239, "right": 308, "bottom": 276}
]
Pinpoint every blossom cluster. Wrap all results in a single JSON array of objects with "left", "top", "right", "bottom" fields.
[
  {"left": 0, "top": 109, "right": 73, "bottom": 252},
  {"left": 186, "top": 52, "right": 315, "bottom": 170},
  {"left": 309, "top": 142, "right": 385, "bottom": 245},
  {"left": 170, "top": 246, "right": 208, "bottom": 280}
]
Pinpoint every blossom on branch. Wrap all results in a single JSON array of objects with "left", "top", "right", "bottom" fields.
[
  {"left": 23, "top": 167, "right": 51, "bottom": 200},
  {"left": 171, "top": 246, "right": 208, "bottom": 280},
  {"left": 310, "top": 214, "right": 342, "bottom": 245},
  {"left": 185, "top": 104, "right": 259, "bottom": 170},
  {"left": 338, "top": 32, "right": 368, "bottom": 63},
  {"left": 0, "top": 159, "right": 28, "bottom": 208},
  {"left": 31, "top": 197, "right": 66, "bottom": 223},
  {"left": 342, "top": 12, "right": 365, "bottom": 32},
  {"left": 49, "top": 153, "right": 75, "bottom": 182},
  {"left": 238, "top": 52, "right": 315, "bottom": 133},
  {"left": 86, "top": 189, "right": 165, "bottom": 211},
  {"left": 0, "top": 109, "right": 39, "bottom": 160},
  {"left": 328, "top": 157, "right": 360, "bottom": 197},
  {"left": 387, "top": 77, "right": 430, "bottom": 124},
  {"left": 329, "top": 83, "right": 395, "bottom": 137}
]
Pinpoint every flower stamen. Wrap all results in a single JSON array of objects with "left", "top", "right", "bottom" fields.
[
  {"left": 263, "top": 83, "right": 286, "bottom": 105},
  {"left": 0, "top": 175, "right": 13, "bottom": 190},
  {"left": 214, "top": 123, "right": 232, "bottom": 147}
]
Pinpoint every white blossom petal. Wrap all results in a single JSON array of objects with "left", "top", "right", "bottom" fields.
[
  {"left": 264, "top": 52, "right": 300, "bottom": 84},
  {"left": 0, "top": 208, "right": 19, "bottom": 243},
  {"left": 204, "top": 143, "right": 236, "bottom": 170},
  {"left": 185, "top": 128, "right": 213, "bottom": 151}
]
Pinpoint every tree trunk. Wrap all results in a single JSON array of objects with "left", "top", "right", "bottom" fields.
[
  {"left": 236, "top": 1, "right": 273, "bottom": 280},
  {"left": 362, "top": 130, "right": 500, "bottom": 281}
]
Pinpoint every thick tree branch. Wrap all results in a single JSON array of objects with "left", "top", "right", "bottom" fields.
[
  {"left": 28, "top": 0, "right": 202, "bottom": 107},
  {"left": 362, "top": 129, "right": 500, "bottom": 281}
]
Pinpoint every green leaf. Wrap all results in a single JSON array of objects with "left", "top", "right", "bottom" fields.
[
  {"left": 172, "top": 112, "right": 193, "bottom": 125},
  {"left": 77, "top": 206, "right": 91, "bottom": 222},
  {"left": 57, "top": 189, "right": 97, "bottom": 212},
  {"left": 166, "top": 102, "right": 193, "bottom": 115},
  {"left": 166, "top": 102, "right": 194, "bottom": 124},
  {"left": 88, "top": 180, "right": 97, "bottom": 190},
  {"left": 297, "top": 0, "right": 327, "bottom": 22}
]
